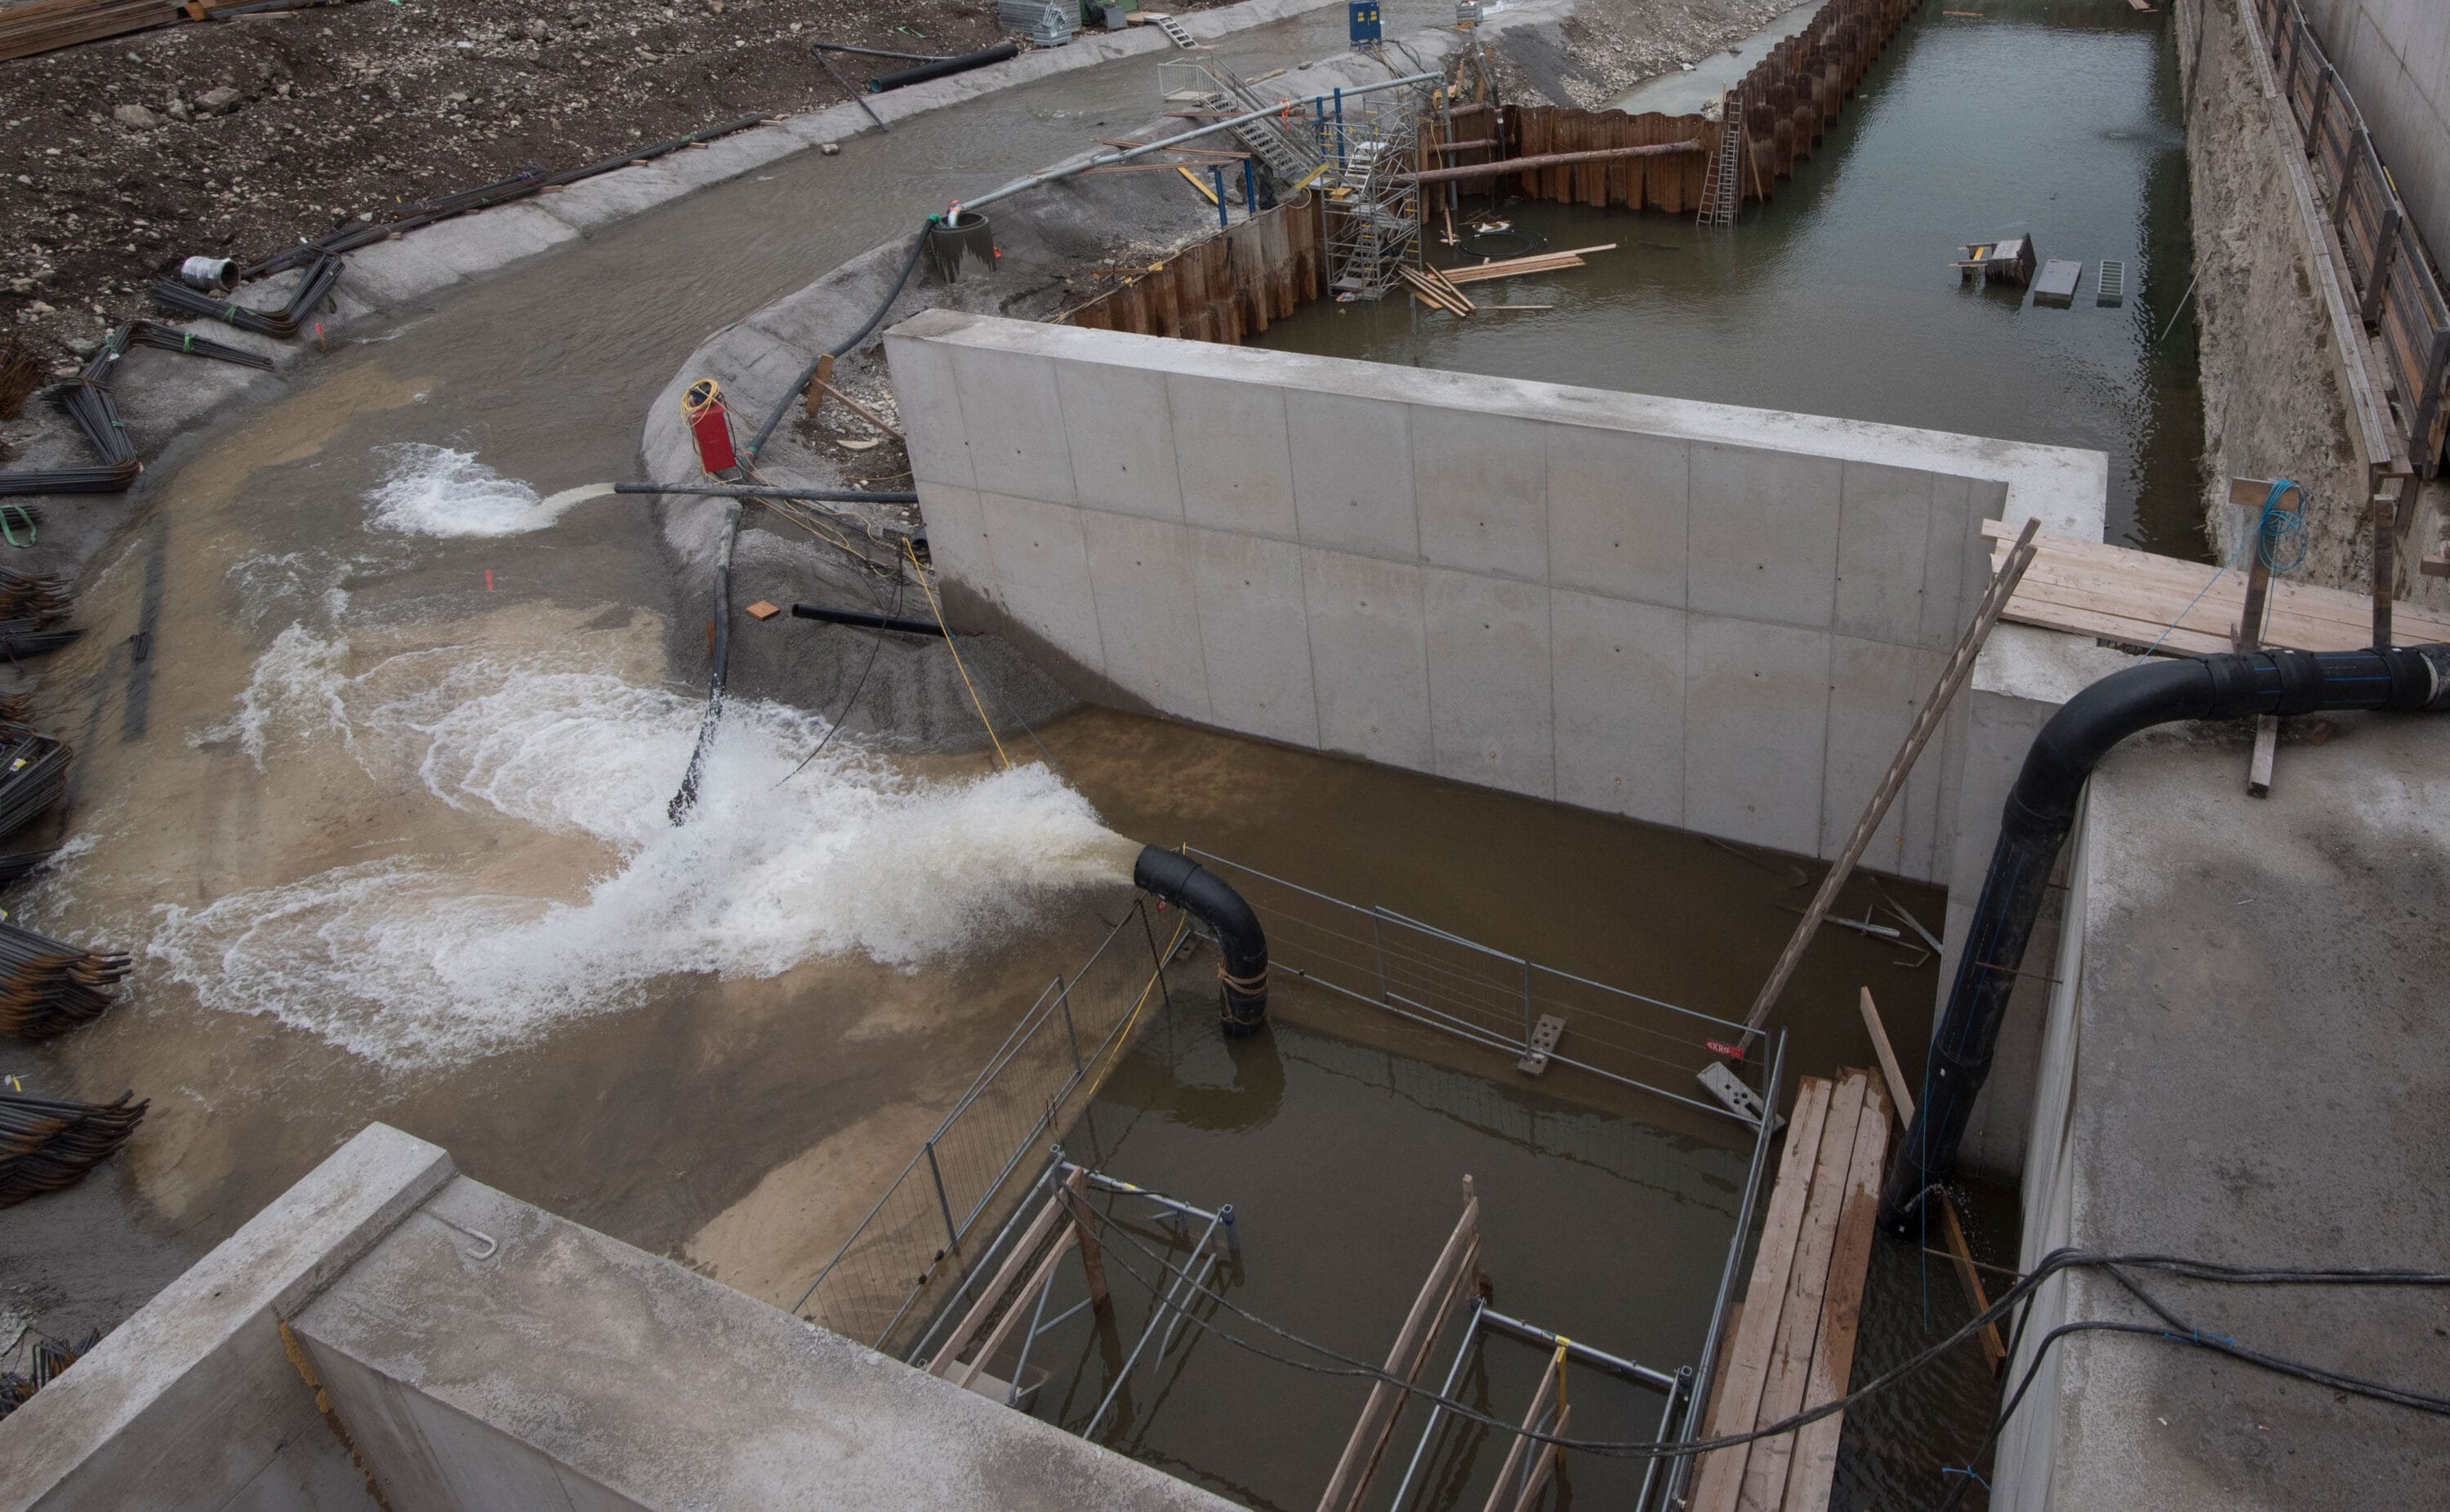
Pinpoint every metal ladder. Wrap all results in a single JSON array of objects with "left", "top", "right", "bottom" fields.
[
  {"left": 1176, "top": 59, "right": 1323, "bottom": 189},
  {"left": 1154, "top": 13, "right": 1200, "bottom": 48},
  {"left": 1696, "top": 93, "right": 1744, "bottom": 226}
]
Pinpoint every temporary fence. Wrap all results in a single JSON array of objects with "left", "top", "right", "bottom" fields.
[
  {"left": 1182, "top": 849, "right": 1773, "bottom": 1128},
  {"left": 2252, "top": 0, "right": 2450, "bottom": 474},
  {"left": 792, "top": 896, "right": 1183, "bottom": 1351}
]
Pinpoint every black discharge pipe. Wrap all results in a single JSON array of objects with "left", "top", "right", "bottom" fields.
[
  {"left": 866, "top": 43, "right": 1019, "bottom": 93},
  {"left": 1880, "top": 643, "right": 2450, "bottom": 1234},
  {"left": 1134, "top": 847, "right": 1269, "bottom": 1036},
  {"left": 791, "top": 603, "right": 944, "bottom": 638}
]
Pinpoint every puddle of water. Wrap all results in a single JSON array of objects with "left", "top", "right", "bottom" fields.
[{"left": 1263, "top": 0, "right": 2208, "bottom": 557}]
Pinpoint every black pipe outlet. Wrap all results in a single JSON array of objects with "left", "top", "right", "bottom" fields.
[
  {"left": 868, "top": 43, "right": 1019, "bottom": 93},
  {"left": 1879, "top": 644, "right": 2450, "bottom": 1234},
  {"left": 1133, "top": 846, "right": 1269, "bottom": 1036},
  {"left": 791, "top": 603, "right": 945, "bottom": 638}
]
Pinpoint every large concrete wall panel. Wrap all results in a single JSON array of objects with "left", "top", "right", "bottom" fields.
[
  {"left": 1170, "top": 371, "right": 1298, "bottom": 539},
  {"left": 2301, "top": 0, "right": 2450, "bottom": 268},
  {"left": 1413, "top": 407, "right": 1549, "bottom": 583},
  {"left": 1192, "top": 529, "right": 1320, "bottom": 747},
  {"left": 1682, "top": 614, "right": 1833, "bottom": 856},
  {"left": 1686, "top": 443, "right": 1844, "bottom": 630},
  {"left": 1423, "top": 567, "right": 1553, "bottom": 798},
  {"left": 1551, "top": 589, "right": 1686, "bottom": 827},
  {"left": 1085, "top": 514, "right": 1211, "bottom": 721},
  {"left": 887, "top": 313, "right": 2109, "bottom": 888},
  {"left": 1287, "top": 391, "right": 1418, "bottom": 558},
  {"left": 1303, "top": 548, "right": 1432, "bottom": 768},
  {"left": 1547, "top": 425, "right": 1689, "bottom": 607}
]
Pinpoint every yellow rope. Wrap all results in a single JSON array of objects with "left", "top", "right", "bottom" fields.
[
  {"left": 902, "top": 540, "right": 1011, "bottom": 771},
  {"left": 1076, "top": 914, "right": 1189, "bottom": 1110}
]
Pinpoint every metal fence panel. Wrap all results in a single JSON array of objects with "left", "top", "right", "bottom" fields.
[{"left": 794, "top": 899, "right": 1176, "bottom": 1350}]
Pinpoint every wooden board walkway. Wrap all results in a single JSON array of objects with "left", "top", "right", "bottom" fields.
[
  {"left": 1983, "top": 519, "right": 2450, "bottom": 656},
  {"left": 1690, "top": 1070, "right": 1890, "bottom": 1512}
]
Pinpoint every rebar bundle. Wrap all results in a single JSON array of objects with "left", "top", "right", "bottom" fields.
[
  {"left": 0, "top": 918, "right": 131, "bottom": 1040},
  {"left": 149, "top": 252, "right": 345, "bottom": 340},
  {"left": 0, "top": 1092, "right": 145, "bottom": 1207},
  {"left": 0, "top": 1329, "right": 105, "bottom": 1421},
  {"left": 0, "top": 569, "right": 71, "bottom": 626},
  {"left": 0, "top": 621, "right": 80, "bottom": 660},
  {"left": 0, "top": 727, "right": 70, "bottom": 843},
  {"left": 0, "top": 321, "right": 274, "bottom": 498}
]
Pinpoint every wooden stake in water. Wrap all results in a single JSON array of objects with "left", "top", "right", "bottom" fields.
[{"left": 1729, "top": 518, "right": 2041, "bottom": 1056}]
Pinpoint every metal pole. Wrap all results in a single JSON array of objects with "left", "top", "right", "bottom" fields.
[
  {"left": 1388, "top": 1299, "right": 1487, "bottom": 1510},
  {"left": 1058, "top": 974, "right": 1082, "bottom": 1071},
  {"left": 964, "top": 72, "right": 1437, "bottom": 216},
  {"left": 1372, "top": 913, "right": 1388, "bottom": 1001},
  {"left": 1520, "top": 955, "right": 1535, "bottom": 1054},
  {"left": 925, "top": 1141, "right": 960, "bottom": 1250},
  {"left": 1084, "top": 1210, "right": 1226, "bottom": 1439},
  {"left": 1219, "top": 1203, "right": 1240, "bottom": 1261},
  {"left": 905, "top": 1150, "right": 1066, "bottom": 1366},
  {"left": 1665, "top": 1032, "right": 1786, "bottom": 1506},
  {"left": 1634, "top": 1367, "right": 1689, "bottom": 1512},
  {"left": 1243, "top": 157, "right": 1258, "bottom": 215},
  {"left": 1213, "top": 166, "right": 1230, "bottom": 229},
  {"left": 1478, "top": 1309, "right": 1678, "bottom": 1390}
]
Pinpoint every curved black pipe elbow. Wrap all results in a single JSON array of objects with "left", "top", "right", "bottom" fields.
[
  {"left": 1134, "top": 846, "right": 1270, "bottom": 1037},
  {"left": 1879, "top": 644, "right": 2450, "bottom": 1234}
]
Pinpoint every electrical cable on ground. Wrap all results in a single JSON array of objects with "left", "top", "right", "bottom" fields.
[
  {"left": 1058, "top": 1216, "right": 2450, "bottom": 1465},
  {"left": 745, "top": 229, "right": 930, "bottom": 465},
  {"left": 778, "top": 571, "right": 905, "bottom": 786},
  {"left": 902, "top": 539, "right": 1010, "bottom": 770}
]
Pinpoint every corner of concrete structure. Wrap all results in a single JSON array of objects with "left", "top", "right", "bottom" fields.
[{"left": 0, "top": 1123, "right": 455, "bottom": 1512}]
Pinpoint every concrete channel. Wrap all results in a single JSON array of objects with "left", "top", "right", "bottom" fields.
[{"left": 7, "top": 0, "right": 2450, "bottom": 1508}]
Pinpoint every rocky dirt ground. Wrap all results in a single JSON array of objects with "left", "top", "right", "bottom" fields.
[
  {"left": 0, "top": 0, "right": 1240, "bottom": 364},
  {"left": 1490, "top": 0, "right": 1794, "bottom": 110}
]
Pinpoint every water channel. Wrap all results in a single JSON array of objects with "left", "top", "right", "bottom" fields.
[{"left": 1260, "top": 0, "right": 2209, "bottom": 558}]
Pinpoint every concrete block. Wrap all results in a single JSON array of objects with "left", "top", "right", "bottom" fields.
[
  {"left": 1821, "top": 637, "right": 1948, "bottom": 882},
  {"left": 1682, "top": 614, "right": 1832, "bottom": 856},
  {"left": 4, "top": 1125, "right": 454, "bottom": 1512},
  {"left": 1423, "top": 567, "right": 1553, "bottom": 798},
  {"left": 335, "top": 235, "right": 466, "bottom": 309},
  {"left": 1288, "top": 391, "right": 1417, "bottom": 559},
  {"left": 1686, "top": 442, "right": 1843, "bottom": 629},
  {"left": 1413, "top": 407, "right": 1548, "bottom": 583},
  {"left": 914, "top": 484, "right": 996, "bottom": 615},
  {"left": 538, "top": 165, "right": 690, "bottom": 233},
  {"left": 1085, "top": 514, "right": 1211, "bottom": 721},
  {"left": 414, "top": 204, "right": 581, "bottom": 280},
  {"left": 950, "top": 344, "right": 1077, "bottom": 505},
  {"left": 1301, "top": 548, "right": 1431, "bottom": 769},
  {"left": 1170, "top": 371, "right": 1297, "bottom": 540},
  {"left": 885, "top": 331, "right": 976, "bottom": 490},
  {"left": 652, "top": 128, "right": 800, "bottom": 193},
  {"left": 1192, "top": 529, "right": 1320, "bottom": 748},
  {"left": 1919, "top": 474, "right": 1976, "bottom": 652},
  {"left": 1551, "top": 589, "right": 1686, "bottom": 828},
  {"left": 1056, "top": 358, "right": 1183, "bottom": 521},
  {"left": 982, "top": 491, "right": 1106, "bottom": 678},
  {"left": 1834, "top": 461, "right": 1936, "bottom": 646},
  {"left": 1547, "top": 426, "right": 1688, "bottom": 608},
  {"left": 775, "top": 105, "right": 869, "bottom": 147}
]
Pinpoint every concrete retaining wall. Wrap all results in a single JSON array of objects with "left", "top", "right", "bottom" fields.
[
  {"left": 2297, "top": 0, "right": 2450, "bottom": 270},
  {"left": 884, "top": 310, "right": 2107, "bottom": 886}
]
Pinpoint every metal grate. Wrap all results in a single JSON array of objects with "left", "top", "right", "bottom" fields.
[{"left": 2096, "top": 258, "right": 2127, "bottom": 306}]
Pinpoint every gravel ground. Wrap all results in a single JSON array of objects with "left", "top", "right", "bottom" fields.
[
  {"left": 1489, "top": 0, "right": 1796, "bottom": 110},
  {"left": 0, "top": 0, "right": 1238, "bottom": 362}
]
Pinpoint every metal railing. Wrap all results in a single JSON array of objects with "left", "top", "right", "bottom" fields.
[
  {"left": 2250, "top": 0, "right": 2450, "bottom": 474},
  {"left": 1184, "top": 849, "right": 1771, "bottom": 1127},
  {"left": 791, "top": 897, "right": 1182, "bottom": 1351}
]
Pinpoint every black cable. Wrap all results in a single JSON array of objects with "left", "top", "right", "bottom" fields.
[
  {"left": 1062, "top": 1211, "right": 2450, "bottom": 1464},
  {"left": 745, "top": 227, "right": 930, "bottom": 463},
  {"left": 778, "top": 571, "right": 905, "bottom": 786}
]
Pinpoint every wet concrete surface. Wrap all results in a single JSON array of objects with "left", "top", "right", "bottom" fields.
[{"left": 1262, "top": 0, "right": 2209, "bottom": 558}]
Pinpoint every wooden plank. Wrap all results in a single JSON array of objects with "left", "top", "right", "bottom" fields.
[
  {"left": 1317, "top": 1183, "right": 1481, "bottom": 1512},
  {"left": 954, "top": 1225, "right": 1078, "bottom": 1390},
  {"left": 1780, "top": 1081, "right": 1891, "bottom": 1512},
  {"left": 926, "top": 1177, "right": 1077, "bottom": 1376},
  {"left": 1690, "top": 1078, "right": 1834, "bottom": 1512},
  {"left": 1936, "top": 1197, "right": 2007, "bottom": 1372},
  {"left": 1479, "top": 1352, "right": 1561, "bottom": 1512},
  {"left": 1736, "top": 1073, "right": 1868, "bottom": 1512},
  {"left": 1858, "top": 987, "right": 1913, "bottom": 1125}
]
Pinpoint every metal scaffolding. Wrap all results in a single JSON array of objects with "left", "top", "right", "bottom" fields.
[{"left": 1319, "top": 83, "right": 1430, "bottom": 300}]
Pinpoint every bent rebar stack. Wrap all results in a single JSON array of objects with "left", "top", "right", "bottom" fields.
[
  {"left": 0, "top": 727, "right": 70, "bottom": 842},
  {"left": 0, "top": 1092, "right": 147, "bottom": 1207},
  {"left": 0, "top": 919, "right": 133, "bottom": 1040}
]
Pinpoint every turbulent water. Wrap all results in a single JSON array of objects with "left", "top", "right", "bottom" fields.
[
  {"left": 138, "top": 451, "right": 1138, "bottom": 1070},
  {"left": 365, "top": 442, "right": 606, "bottom": 537}
]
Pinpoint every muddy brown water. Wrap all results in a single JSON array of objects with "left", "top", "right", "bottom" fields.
[{"left": 1259, "top": 0, "right": 2210, "bottom": 559}]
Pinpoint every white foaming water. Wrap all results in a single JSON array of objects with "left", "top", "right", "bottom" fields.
[
  {"left": 157, "top": 631, "right": 1136, "bottom": 1068},
  {"left": 188, "top": 621, "right": 357, "bottom": 768},
  {"left": 365, "top": 443, "right": 601, "bottom": 537}
]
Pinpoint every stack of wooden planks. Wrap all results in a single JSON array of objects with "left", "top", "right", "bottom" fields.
[
  {"left": 1, "top": 0, "right": 181, "bottom": 60},
  {"left": 1981, "top": 519, "right": 2450, "bottom": 655},
  {"left": 1398, "top": 265, "right": 1477, "bottom": 316},
  {"left": 1691, "top": 1070, "right": 1889, "bottom": 1512},
  {"left": 1437, "top": 242, "right": 1617, "bottom": 287}
]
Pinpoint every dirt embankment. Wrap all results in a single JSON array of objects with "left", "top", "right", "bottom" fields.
[
  {"left": 0, "top": 0, "right": 1235, "bottom": 365},
  {"left": 1489, "top": 0, "right": 1794, "bottom": 110}
]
